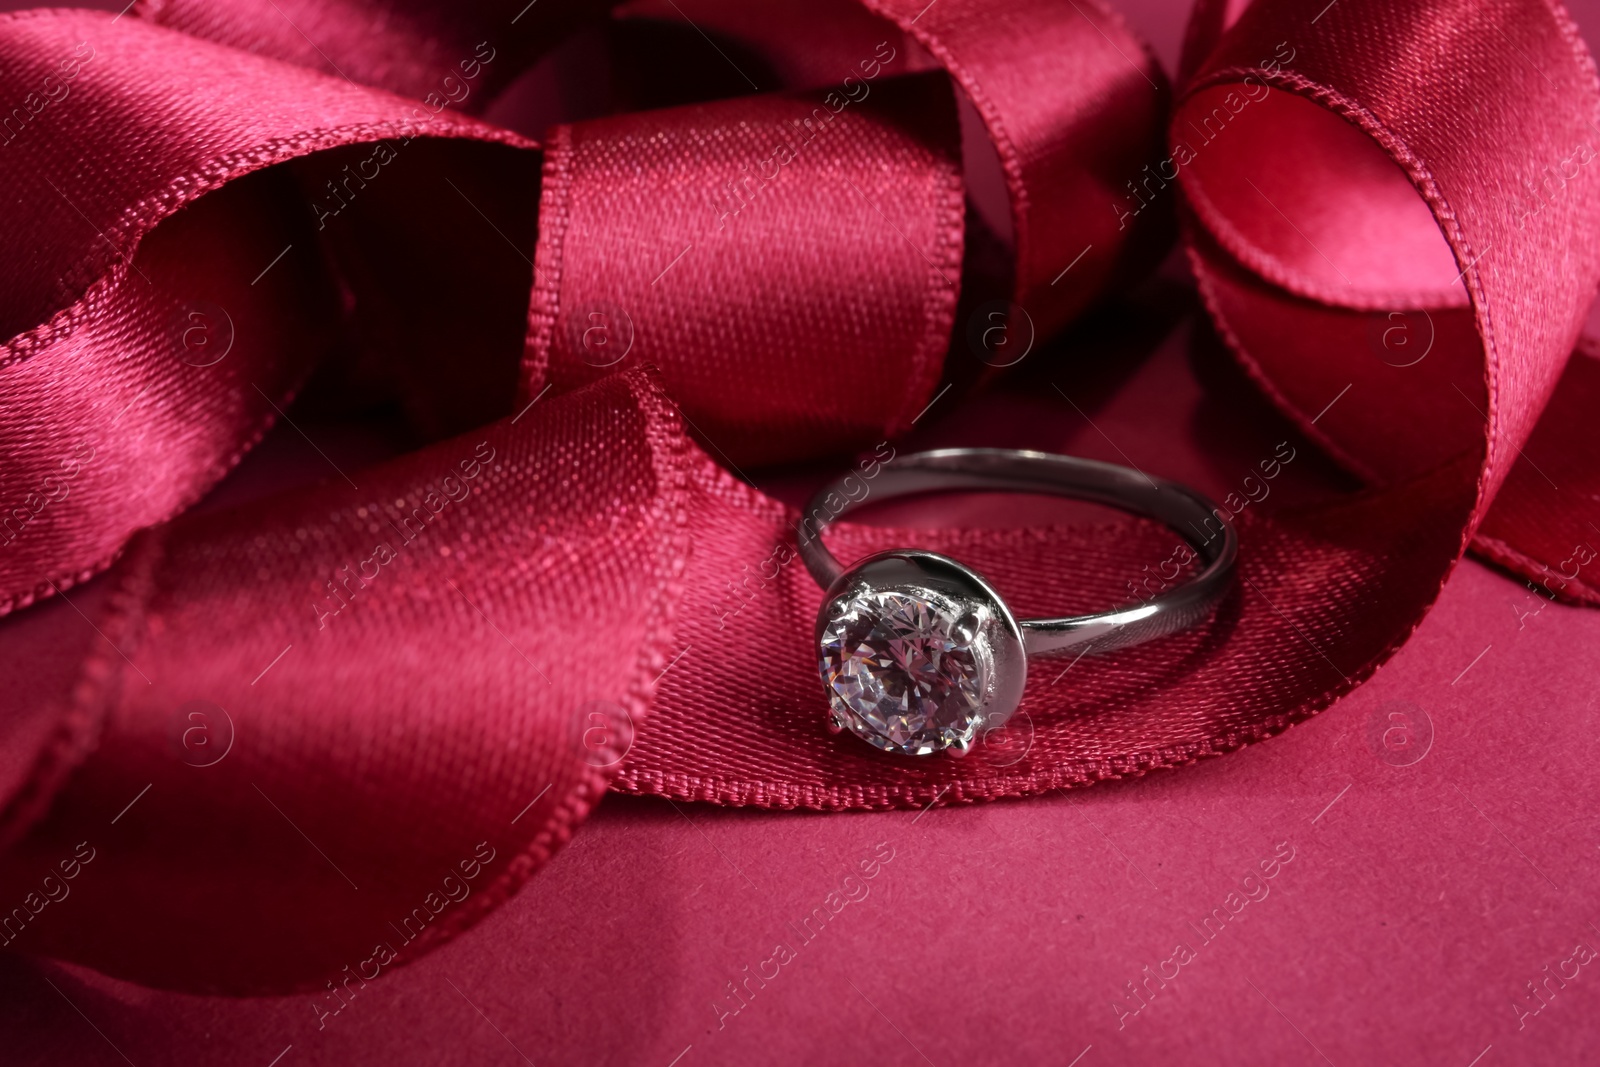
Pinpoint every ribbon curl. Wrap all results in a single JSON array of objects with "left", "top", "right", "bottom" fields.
[{"left": 0, "top": 0, "right": 1595, "bottom": 994}]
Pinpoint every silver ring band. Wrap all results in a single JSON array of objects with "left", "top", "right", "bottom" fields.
[{"left": 796, "top": 448, "right": 1237, "bottom": 756}]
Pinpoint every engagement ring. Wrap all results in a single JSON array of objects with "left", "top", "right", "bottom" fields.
[{"left": 797, "top": 448, "right": 1238, "bottom": 756}]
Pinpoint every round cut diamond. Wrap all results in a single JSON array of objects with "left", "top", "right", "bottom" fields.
[{"left": 819, "top": 587, "right": 988, "bottom": 754}]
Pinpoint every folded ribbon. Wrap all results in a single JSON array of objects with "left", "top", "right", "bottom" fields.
[{"left": 0, "top": 0, "right": 1595, "bottom": 994}]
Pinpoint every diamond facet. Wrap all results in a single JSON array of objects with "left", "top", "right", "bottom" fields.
[{"left": 818, "top": 587, "right": 989, "bottom": 755}]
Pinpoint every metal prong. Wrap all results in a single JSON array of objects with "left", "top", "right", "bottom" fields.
[
  {"left": 826, "top": 712, "right": 845, "bottom": 735},
  {"left": 947, "top": 735, "right": 973, "bottom": 758}
]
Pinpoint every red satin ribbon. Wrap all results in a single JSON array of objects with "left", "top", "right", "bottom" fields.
[{"left": 0, "top": 0, "right": 1596, "bottom": 994}]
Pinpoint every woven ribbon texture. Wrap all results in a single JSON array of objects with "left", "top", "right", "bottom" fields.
[{"left": 0, "top": 0, "right": 1596, "bottom": 992}]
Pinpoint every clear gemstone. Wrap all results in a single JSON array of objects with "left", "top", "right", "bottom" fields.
[{"left": 819, "top": 588, "right": 988, "bottom": 755}]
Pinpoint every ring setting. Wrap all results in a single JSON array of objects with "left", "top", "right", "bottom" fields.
[
  {"left": 798, "top": 448, "right": 1238, "bottom": 757},
  {"left": 817, "top": 550, "right": 1024, "bottom": 756}
]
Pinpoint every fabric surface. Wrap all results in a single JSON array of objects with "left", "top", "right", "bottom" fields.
[
  {"left": 6, "top": 272, "right": 1599, "bottom": 1067},
  {"left": 0, "top": 0, "right": 1597, "bottom": 1023}
]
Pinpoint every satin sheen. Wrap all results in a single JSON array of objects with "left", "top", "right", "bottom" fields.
[{"left": 0, "top": 0, "right": 1596, "bottom": 993}]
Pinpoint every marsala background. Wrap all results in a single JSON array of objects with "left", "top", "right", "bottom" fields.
[{"left": 4, "top": 0, "right": 1600, "bottom": 1064}]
